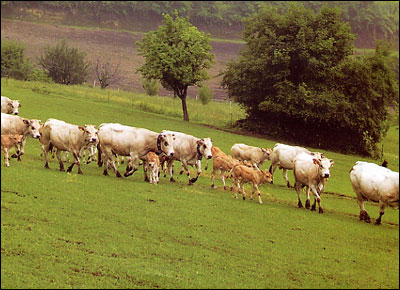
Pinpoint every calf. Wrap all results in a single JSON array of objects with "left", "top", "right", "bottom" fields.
[
  {"left": 231, "top": 143, "right": 272, "bottom": 169},
  {"left": 231, "top": 164, "right": 273, "bottom": 204},
  {"left": 293, "top": 152, "right": 334, "bottom": 213},
  {"left": 40, "top": 118, "right": 98, "bottom": 174},
  {"left": 350, "top": 161, "right": 399, "bottom": 225},
  {"left": 161, "top": 130, "right": 212, "bottom": 185},
  {"left": 143, "top": 152, "right": 160, "bottom": 184},
  {"left": 1, "top": 134, "right": 23, "bottom": 167},
  {"left": 1, "top": 96, "right": 21, "bottom": 115},
  {"left": 1, "top": 113, "right": 41, "bottom": 161}
]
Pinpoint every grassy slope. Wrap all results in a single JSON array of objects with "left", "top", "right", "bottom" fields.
[{"left": 1, "top": 79, "right": 399, "bottom": 289}]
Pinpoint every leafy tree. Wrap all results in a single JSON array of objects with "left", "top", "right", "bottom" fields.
[
  {"left": 222, "top": 3, "right": 398, "bottom": 156},
  {"left": 197, "top": 84, "right": 212, "bottom": 105},
  {"left": 136, "top": 11, "right": 214, "bottom": 121},
  {"left": 142, "top": 78, "right": 159, "bottom": 96},
  {"left": 38, "top": 39, "right": 90, "bottom": 85},
  {"left": 1, "top": 39, "right": 33, "bottom": 80}
]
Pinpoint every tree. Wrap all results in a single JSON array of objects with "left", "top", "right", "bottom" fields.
[
  {"left": 222, "top": 3, "right": 398, "bottom": 156},
  {"left": 136, "top": 11, "right": 214, "bottom": 121},
  {"left": 94, "top": 58, "right": 121, "bottom": 89},
  {"left": 38, "top": 39, "right": 90, "bottom": 85}
]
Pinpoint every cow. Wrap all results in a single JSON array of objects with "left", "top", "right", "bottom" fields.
[
  {"left": 231, "top": 143, "right": 272, "bottom": 170},
  {"left": 142, "top": 151, "right": 160, "bottom": 184},
  {"left": 160, "top": 130, "right": 212, "bottom": 185},
  {"left": 269, "top": 143, "right": 323, "bottom": 187},
  {"left": 96, "top": 123, "right": 175, "bottom": 178},
  {"left": 293, "top": 152, "right": 334, "bottom": 213},
  {"left": 1, "top": 134, "right": 23, "bottom": 167},
  {"left": 1, "top": 96, "right": 21, "bottom": 115},
  {"left": 1, "top": 112, "right": 41, "bottom": 161},
  {"left": 230, "top": 164, "right": 273, "bottom": 204},
  {"left": 40, "top": 118, "right": 98, "bottom": 174},
  {"left": 349, "top": 161, "right": 399, "bottom": 225}
]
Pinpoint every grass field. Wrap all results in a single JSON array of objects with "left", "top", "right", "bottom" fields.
[{"left": 1, "top": 79, "right": 399, "bottom": 289}]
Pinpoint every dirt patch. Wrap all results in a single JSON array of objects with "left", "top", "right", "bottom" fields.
[{"left": 1, "top": 19, "right": 244, "bottom": 100}]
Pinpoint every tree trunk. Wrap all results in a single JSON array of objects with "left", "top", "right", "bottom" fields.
[{"left": 177, "top": 87, "right": 189, "bottom": 122}]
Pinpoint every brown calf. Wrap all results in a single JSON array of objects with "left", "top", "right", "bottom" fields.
[
  {"left": 1, "top": 134, "right": 23, "bottom": 167},
  {"left": 231, "top": 164, "right": 273, "bottom": 204}
]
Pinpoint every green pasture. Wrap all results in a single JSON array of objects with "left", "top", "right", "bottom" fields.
[{"left": 1, "top": 79, "right": 399, "bottom": 289}]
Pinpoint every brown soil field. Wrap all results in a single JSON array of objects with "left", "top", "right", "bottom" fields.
[{"left": 1, "top": 19, "right": 244, "bottom": 100}]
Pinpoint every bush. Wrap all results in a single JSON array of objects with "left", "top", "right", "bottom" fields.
[
  {"left": 38, "top": 39, "right": 90, "bottom": 85},
  {"left": 1, "top": 39, "right": 33, "bottom": 80},
  {"left": 198, "top": 84, "right": 212, "bottom": 105},
  {"left": 142, "top": 78, "right": 159, "bottom": 96}
]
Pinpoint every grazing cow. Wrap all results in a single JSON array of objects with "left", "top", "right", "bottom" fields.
[
  {"left": 143, "top": 151, "right": 160, "bottom": 184},
  {"left": 1, "top": 113, "right": 41, "bottom": 161},
  {"left": 349, "top": 161, "right": 399, "bottom": 225},
  {"left": 97, "top": 123, "right": 175, "bottom": 178},
  {"left": 160, "top": 130, "right": 213, "bottom": 185},
  {"left": 1, "top": 134, "right": 23, "bottom": 167},
  {"left": 269, "top": 143, "right": 323, "bottom": 187},
  {"left": 231, "top": 143, "right": 272, "bottom": 170},
  {"left": 40, "top": 118, "right": 98, "bottom": 174},
  {"left": 231, "top": 164, "right": 273, "bottom": 204},
  {"left": 1, "top": 96, "right": 21, "bottom": 115},
  {"left": 293, "top": 152, "right": 334, "bottom": 213}
]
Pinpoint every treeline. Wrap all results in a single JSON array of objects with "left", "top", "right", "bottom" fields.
[{"left": 1, "top": 1, "right": 399, "bottom": 48}]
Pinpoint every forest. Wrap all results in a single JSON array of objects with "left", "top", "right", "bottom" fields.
[{"left": 1, "top": 1, "right": 399, "bottom": 48}]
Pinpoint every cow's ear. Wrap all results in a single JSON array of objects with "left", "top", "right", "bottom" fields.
[
  {"left": 23, "top": 119, "right": 30, "bottom": 125},
  {"left": 196, "top": 139, "right": 202, "bottom": 145},
  {"left": 261, "top": 148, "right": 267, "bottom": 153},
  {"left": 313, "top": 158, "right": 319, "bottom": 165},
  {"left": 78, "top": 126, "right": 85, "bottom": 132},
  {"left": 330, "top": 160, "right": 335, "bottom": 166},
  {"left": 18, "top": 102, "right": 21, "bottom": 107}
]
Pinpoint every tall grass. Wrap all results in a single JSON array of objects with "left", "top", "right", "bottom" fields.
[{"left": 1, "top": 78, "right": 399, "bottom": 289}]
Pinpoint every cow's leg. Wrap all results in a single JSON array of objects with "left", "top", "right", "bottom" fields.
[
  {"left": 67, "top": 153, "right": 82, "bottom": 174},
  {"left": 294, "top": 181, "right": 303, "bottom": 208},
  {"left": 233, "top": 177, "right": 240, "bottom": 199},
  {"left": 282, "top": 169, "right": 291, "bottom": 188},
  {"left": 56, "top": 149, "right": 65, "bottom": 171},
  {"left": 43, "top": 143, "right": 51, "bottom": 169},
  {"left": 305, "top": 187, "right": 311, "bottom": 209},
  {"left": 142, "top": 160, "right": 150, "bottom": 182},
  {"left": 254, "top": 184, "right": 263, "bottom": 204},
  {"left": 240, "top": 181, "right": 246, "bottom": 200},
  {"left": 211, "top": 167, "right": 217, "bottom": 188},
  {"left": 310, "top": 185, "right": 323, "bottom": 213},
  {"left": 269, "top": 163, "right": 278, "bottom": 184},
  {"left": 221, "top": 169, "right": 227, "bottom": 190},
  {"left": 124, "top": 153, "right": 139, "bottom": 177},
  {"left": 375, "top": 202, "right": 386, "bottom": 225},
  {"left": 189, "top": 160, "right": 202, "bottom": 184},
  {"left": 3, "top": 148, "right": 10, "bottom": 167},
  {"left": 356, "top": 195, "right": 371, "bottom": 223},
  {"left": 167, "top": 160, "right": 176, "bottom": 182}
]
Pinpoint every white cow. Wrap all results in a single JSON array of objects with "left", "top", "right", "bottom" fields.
[
  {"left": 350, "top": 161, "right": 399, "bottom": 225},
  {"left": 231, "top": 143, "right": 272, "bottom": 170},
  {"left": 1, "top": 96, "right": 21, "bottom": 115},
  {"left": 293, "top": 152, "right": 334, "bottom": 213},
  {"left": 40, "top": 118, "right": 98, "bottom": 174},
  {"left": 97, "top": 123, "right": 175, "bottom": 178},
  {"left": 161, "top": 130, "right": 213, "bottom": 185},
  {"left": 269, "top": 143, "right": 323, "bottom": 187},
  {"left": 1, "top": 112, "right": 41, "bottom": 161}
]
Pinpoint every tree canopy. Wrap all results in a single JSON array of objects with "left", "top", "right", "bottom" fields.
[
  {"left": 136, "top": 12, "right": 214, "bottom": 121},
  {"left": 222, "top": 3, "right": 398, "bottom": 156}
]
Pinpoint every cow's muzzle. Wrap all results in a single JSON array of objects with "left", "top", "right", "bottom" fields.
[
  {"left": 207, "top": 155, "right": 212, "bottom": 160},
  {"left": 14, "top": 112, "right": 19, "bottom": 115},
  {"left": 169, "top": 152, "right": 174, "bottom": 157},
  {"left": 323, "top": 173, "right": 330, "bottom": 178}
]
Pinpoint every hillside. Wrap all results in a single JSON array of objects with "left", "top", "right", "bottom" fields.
[{"left": 1, "top": 19, "right": 243, "bottom": 99}]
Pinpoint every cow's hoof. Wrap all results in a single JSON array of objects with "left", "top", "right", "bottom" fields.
[
  {"left": 170, "top": 177, "right": 176, "bottom": 183},
  {"left": 318, "top": 208, "right": 323, "bottom": 214},
  {"left": 11, "top": 154, "right": 18, "bottom": 158},
  {"left": 116, "top": 172, "right": 122, "bottom": 178},
  {"left": 60, "top": 168, "right": 65, "bottom": 172},
  {"left": 305, "top": 200, "right": 310, "bottom": 209}
]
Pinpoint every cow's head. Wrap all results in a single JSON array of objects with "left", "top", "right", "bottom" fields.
[
  {"left": 313, "top": 158, "right": 334, "bottom": 179},
  {"left": 157, "top": 133, "right": 175, "bottom": 157},
  {"left": 23, "top": 119, "right": 41, "bottom": 139},
  {"left": 79, "top": 125, "right": 98, "bottom": 144},
  {"left": 11, "top": 134, "right": 23, "bottom": 144},
  {"left": 197, "top": 138, "right": 213, "bottom": 160},
  {"left": 263, "top": 169, "right": 273, "bottom": 184},
  {"left": 7, "top": 100, "right": 21, "bottom": 115},
  {"left": 261, "top": 147, "right": 272, "bottom": 160}
]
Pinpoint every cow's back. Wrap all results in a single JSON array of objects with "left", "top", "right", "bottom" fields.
[
  {"left": 271, "top": 143, "right": 310, "bottom": 169},
  {"left": 1, "top": 113, "right": 25, "bottom": 135}
]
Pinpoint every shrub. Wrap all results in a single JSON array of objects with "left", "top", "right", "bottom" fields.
[
  {"left": 1, "top": 39, "right": 33, "bottom": 80},
  {"left": 197, "top": 84, "right": 212, "bottom": 105},
  {"left": 142, "top": 78, "right": 159, "bottom": 96},
  {"left": 38, "top": 39, "right": 90, "bottom": 85}
]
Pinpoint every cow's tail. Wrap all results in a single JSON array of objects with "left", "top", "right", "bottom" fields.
[
  {"left": 268, "top": 164, "right": 272, "bottom": 174},
  {"left": 97, "top": 143, "right": 103, "bottom": 167},
  {"left": 48, "top": 142, "right": 54, "bottom": 154}
]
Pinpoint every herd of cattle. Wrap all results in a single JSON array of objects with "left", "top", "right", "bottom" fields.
[{"left": 1, "top": 95, "right": 399, "bottom": 225}]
